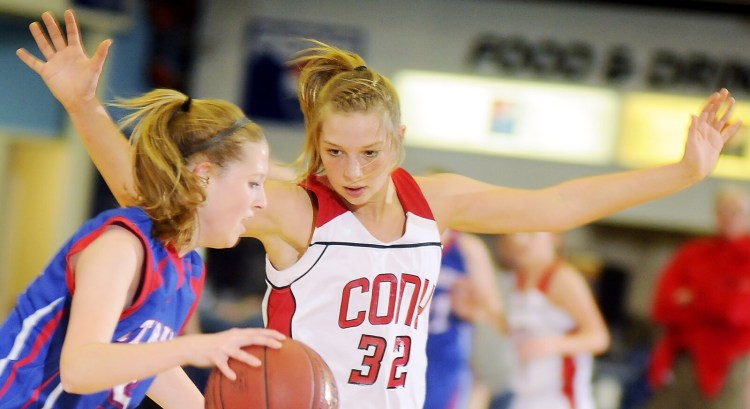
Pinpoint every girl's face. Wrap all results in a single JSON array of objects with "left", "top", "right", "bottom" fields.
[
  {"left": 716, "top": 192, "right": 750, "bottom": 239},
  {"left": 197, "top": 140, "right": 269, "bottom": 248},
  {"left": 498, "top": 232, "right": 557, "bottom": 268},
  {"left": 319, "top": 111, "right": 398, "bottom": 208}
]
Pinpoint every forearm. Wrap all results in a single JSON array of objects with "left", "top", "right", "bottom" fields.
[
  {"left": 554, "top": 329, "right": 611, "bottom": 356},
  {"left": 454, "top": 162, "right": 700, "bottom": 234},
  {"left": 68, "top": 98, "right": 136, "bottom": 207},
  {"left": 485, "top": 309, "right": 509, "bottom": 335},
  {"left": 548, "top": 162, "right": 699, "bottom": 230},
  {"left": 60, "top": 338, "right": 193, "bottom": 394},
  {"left": 147, "top": 367, "right": 204, "bottom": 409}
]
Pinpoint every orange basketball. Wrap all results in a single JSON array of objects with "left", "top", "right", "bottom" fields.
[{"left": 205, "top": 338, "right": 339, "bottom": 409}]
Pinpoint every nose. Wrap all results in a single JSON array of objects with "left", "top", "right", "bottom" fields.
[
  {"left": 251, "top": 186, "right": 268, "bottom": 211},
  {"left": 344, "top": 156, "right": 363, "bottom": 179}
]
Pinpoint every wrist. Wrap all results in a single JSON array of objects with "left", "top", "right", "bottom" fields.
[{"left": 66, "top": 96, "right": 106, "bottom": 117}]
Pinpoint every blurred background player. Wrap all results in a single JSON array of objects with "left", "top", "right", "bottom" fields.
[
  {"left": 425, "top": 229, "right": 503, "bottom": 409},
  {"left": 496, "top": 232, "right": 610, "bottom": 409}
]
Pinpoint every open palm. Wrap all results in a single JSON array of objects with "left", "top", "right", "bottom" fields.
[{"left": 16, "top": 10, "right": 111, "bottom": 112}]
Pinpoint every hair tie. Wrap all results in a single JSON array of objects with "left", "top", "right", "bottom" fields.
[
  {"left": 181, "top": 97, "right": 192, "bottom": 112},
  {"left": 355, "top": 65, "right": 367, "bottom": 72},
  {"left": 182, "top": 117, "right": 252, "bottom": 158}
]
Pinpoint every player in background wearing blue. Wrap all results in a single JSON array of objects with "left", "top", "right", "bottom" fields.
[
  {"left": 19, "top": 8, "right": 742, "bottom": 409},
  {"left": 0, "top": 13, "right": 285, "bottom": 408},
  {"left": 425, "top": 229, "right": 503, "bottom": 409}
]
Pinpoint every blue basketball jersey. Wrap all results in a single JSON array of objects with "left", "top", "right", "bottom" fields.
[
  {"left": 0, "top": 207, "right": 205, "bottom": 409},
  {"left": 425, "top": 231, "right": 474, "bottom": 409}
]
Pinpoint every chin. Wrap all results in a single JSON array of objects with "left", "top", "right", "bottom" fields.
[
  {"left": 205, "top": 234, "right": 242, "bottom": 250},
  {"left": 225, "top": 235, "right": 242, "bottom": 248}
]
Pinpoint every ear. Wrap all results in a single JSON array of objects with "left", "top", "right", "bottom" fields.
[
  {"left": 398, "top": 124, "right": 406, "bottom": 142},
  {"left": 192, "top": 161, "right": 214, "bottom": 179}
]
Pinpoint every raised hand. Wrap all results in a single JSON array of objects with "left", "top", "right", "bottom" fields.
[
  {"left": 682, "top": 88, "right": 744, "bottom": 180},
  {"left": 16, "top": 10, "right": 112, "bottom": 113}
]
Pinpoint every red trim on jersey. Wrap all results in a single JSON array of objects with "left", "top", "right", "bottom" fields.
[
  {"left": 562, "top": 355, "right": 577, "bottom": 408},
  {"left": 300, "top": 175, "right": 348, "bottom": 227},
  {"left": 20, "top": 369, "right": 59, "bottom": 409},
  {"left": 300, "top": 168, "right": 435, "bottom": 228},
  {"left": 537, "top": 259, "right": 561, "bottom": 293},
  {"left": 515, "top": 260, "right": 560, "bottom": 291},
  {"left": 167, "top": 248, "right": 187, "bottom": 290},
  {"left": 180, "top": 272, "right": 206, "bottom": 335},
  {"left": 391, "top": 168, "right": 434, "bottom": 220},
  {"left": 267, "top": 287, "right": 296, "bottom": 337},
  {"left": 64, "top": 215, "right": 165, "bottom": 321},
  {"left": 0, "top": 308, "right": 64, "bottom": 399},
  {"left": 441, "top": 230, "right": 459, "bottom": 256}
]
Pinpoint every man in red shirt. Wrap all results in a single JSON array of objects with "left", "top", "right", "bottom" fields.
[{"left": 648, "top": 187, "right": 750, "bottom": 409}]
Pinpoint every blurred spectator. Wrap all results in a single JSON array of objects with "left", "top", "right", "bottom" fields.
[{"left": 647, "top": 186, "right": 750, "bottom": 409}]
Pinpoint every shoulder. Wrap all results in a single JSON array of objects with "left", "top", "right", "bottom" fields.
[
  {"left": 249, "top": 180, "right": 313, "bottom": 231},
  {"left": 414, "top": 172, "right": 468, "bottom": 198},
  {"left": 246, "top": 179, "right": 315, "bottom": 260},
  {"left": 72, "top": 224, "right": 145, "bottom": 274},
  {"left": 91, "top": 224, "right": 145, "bottom": 254},
  {"left": 414, "top": 173, "right": 468, "bottom": 229},
  {"left": 546, "top": 261, "right": 592, "bottom": 298},
  {"left": 672, "top": 237, "right": 713, "bottom": 258},
  {"left": 455, "top": 232, "right": 490, "bottom": 256}
]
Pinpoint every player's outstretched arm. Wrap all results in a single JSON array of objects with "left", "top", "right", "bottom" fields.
[
  {"left": 424, "top": 89, "right": 743, "bottom": 234},
  {"left": 17, "top": 9, "right": 135, "bottom": 206}
]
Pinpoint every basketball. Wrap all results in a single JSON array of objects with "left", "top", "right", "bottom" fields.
[{"left": 205, "top": 338, "right": 339, "bottom": 409}]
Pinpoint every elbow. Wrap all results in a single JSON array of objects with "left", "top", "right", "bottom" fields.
[
  {"left": 59, "top": 362, "right": 101, "bottom": 395},
  {"left": 592, "top": 330, "right": 611, "bottom": 355}
]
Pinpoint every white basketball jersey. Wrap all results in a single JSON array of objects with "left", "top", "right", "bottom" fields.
[
  {"left": 263, "top": 168, "right": 442, "bottom": 409},
  {"left": 507, "top": 263, "right": 595, "bottom": 409}
]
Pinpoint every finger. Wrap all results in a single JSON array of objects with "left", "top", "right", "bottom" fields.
[
  {"left": 215, "top": 361, "right": 237, "bottom": 381},
  {"left": 248, "top": 335, "right": 283, "bottom": 349},
  {"left": 716, "top": 96, "right": 736, "bottom": 130},
  {"left": 698, "top": 92, "right": 720, "bottom": 116},
  {"left": 240, "top": 328, "right": 286, "bottom": 343},
  {"left": 16, "top": 48, "right": 44, "bottom": 74},
  {"left": 29, "top": 22, "right": 55, "bottom": 60},
  {"left": 64, "top": 9, "right": 83, "bottom": 49},
  {"left": 721, "top": 120, "right": 744, "bottom": 143},
  {"left": 92, "top": 39, "right": 112, "bottom": 72},
  {"left": 234, "top": 349, "right": 263, "bottom": 367},
  {"left": 42, "top": 12, "right": 67, "bottom": 50},
  {"left": 264, "top": 329, "right": 287, "bottom": 341}
]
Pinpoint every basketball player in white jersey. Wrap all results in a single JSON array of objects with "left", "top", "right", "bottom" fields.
[
  {"left": 20, "top": 10, "right": 740, "bottom": 408},
  {"left": 498, "top": 232, "right": 609, "bottom": 409}
]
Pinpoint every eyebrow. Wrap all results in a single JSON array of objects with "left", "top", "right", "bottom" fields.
[{"left": 320, "top": 139, "right": 384, "bottom": 149}]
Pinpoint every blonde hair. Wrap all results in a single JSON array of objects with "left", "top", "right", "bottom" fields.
[
  {"left": 290, "top": 39, "right": 405, "bottom": 179},
  {"left": 112, "top": 89, "right": 265, "bottom": 249}
]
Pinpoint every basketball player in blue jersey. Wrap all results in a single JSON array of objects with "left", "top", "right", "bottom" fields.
[
  {"left": 425, "top": 229, "right": 503, "bottom": 409},
  {"left": 22, "top": 9, "right": 741, "bottom": 409},
  {"left": 4, "top": 21, "right": 286, "bottom": 406}
]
